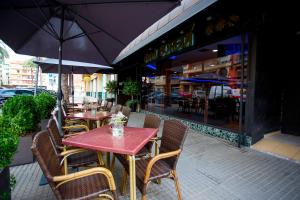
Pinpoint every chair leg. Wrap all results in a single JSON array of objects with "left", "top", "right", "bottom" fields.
[
  {"left": 172, "top": 170, "right": 182, "bottom": 200},
  {"left": 120, "top": 168, "right": 128, "bottom": 195},
  {"left": 141, "top": 194, "right": 147, "bottom": 200}
]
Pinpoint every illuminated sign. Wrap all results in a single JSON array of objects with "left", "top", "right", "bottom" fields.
[{"left": 144, "top": 32, "right": 194, "bottom": 63}]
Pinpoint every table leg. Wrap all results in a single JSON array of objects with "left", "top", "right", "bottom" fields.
[
  {"left": 128, "top": 155, "right": 136, "bottom": 200},
  {"left": 96, "top": 120, "right": 101, "bottom": 128},
  {"left": 87, "top": 119, "right": 92, "bottom": 129},
  {"left": 97, "top": 152, "right": 105, "bottom": 166},
  {"left": 106, "top": 152, "right": 111, "bottom": 169}
]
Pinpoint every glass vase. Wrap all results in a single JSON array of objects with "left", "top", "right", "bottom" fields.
[{"left": 112, "top": 124, "right": 124, "bottom": 137}]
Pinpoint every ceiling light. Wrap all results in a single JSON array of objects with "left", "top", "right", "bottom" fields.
[
  {"left": 210, "top": 64, "right": 215, "bottom": 67},
  {"left": 212, "top": 49, "right": 218, "bottom": 52}
]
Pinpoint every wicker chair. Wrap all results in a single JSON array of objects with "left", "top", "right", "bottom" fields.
[
  {"left": 106, "top": 101, "right": 113, "bottom": 112},
  {"left": 119, "top": 120, "right": 188, "bottom": 200},
  {"left": 47, "top": 118, "right": 102, "bottom": 174},
  {"left": 111, "top": 114, "right": 161, "bottom": 171},
  {"left": 110, "top": 104, "right": 123, "bottom": 114},
  {"left": 32, "top": 130, "right": 118, "bottom": 200},
  {"left": 138, "top": 114, "right": 161, "bottom": 156},
  {"left": 52, "top": 108, "right": 88, "bottom": 134},
  {"left": 121, "top": 106, "right": 131, "bottom": 125}
]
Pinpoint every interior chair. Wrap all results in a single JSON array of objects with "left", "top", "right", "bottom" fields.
[
  {"left": 47, "top": 118, "right": 103, "bottom": 174},
  {"left": 118, "top": 119, "right": 188, "bottom": 200},
  {"left": 32, "top": 130, "right": 118, "bottom": 200}
]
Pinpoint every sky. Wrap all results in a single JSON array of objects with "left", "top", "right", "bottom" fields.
[{"left": 1, "top": 40, "right": 33, "bottom": 62}]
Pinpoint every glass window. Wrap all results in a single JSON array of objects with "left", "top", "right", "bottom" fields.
[{"left": 142, "top": 34, "right": 248, "bottom": 131}]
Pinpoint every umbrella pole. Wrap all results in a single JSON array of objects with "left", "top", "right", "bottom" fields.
[
  {"left": 72, "top": 67, "right": 75, "bottom": 113},
  {"left": 34, "top": 63, "right": 39, "bottom": 96},
  {"left": 57, "top": 7, "right": 65, "bottom": 135}
]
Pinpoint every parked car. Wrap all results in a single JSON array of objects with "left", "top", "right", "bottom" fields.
[{"left": 0, "top": 89, "right": 34, "bottom": 106}]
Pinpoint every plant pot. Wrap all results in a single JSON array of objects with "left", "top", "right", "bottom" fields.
[
  {"left": 10, "top": 135, "right": 34, "bottom": 166},
  {"left": 0, "top": 167, "right": 11, "bottom": 200},
  {"left": 130, "top": 103, "right": 137, "bottom": 112}
]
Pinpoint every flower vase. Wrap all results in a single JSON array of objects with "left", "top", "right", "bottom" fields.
[{"left": 112, "top": 124, "right": 124, "bottom": 137}]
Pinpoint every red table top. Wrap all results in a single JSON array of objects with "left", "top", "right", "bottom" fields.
[
  {"left": 62, "top": 125, "right": 158, "bottom": 155},
  {"left": 66, "top": 111, "right": 111, "bottom": 121}
]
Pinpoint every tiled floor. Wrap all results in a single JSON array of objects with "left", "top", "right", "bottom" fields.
[
  {"left": 11, "top": 113, "right": 300, "bottom": 200},
  {"left": 252, "top": 131, "right": 300, "bottom": 162}
]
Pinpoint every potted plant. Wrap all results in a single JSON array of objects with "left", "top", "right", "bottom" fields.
[
  {"left": 105, "top": 80, "right": 118, "bottom": 103},
  {"left": 2, "top": 95, "right": 40, "bottom": 166},
  {"left": 122, "top": 79, "right": 139, "bottom": 111},
  {"left": 34, "top": 92, "right": 56, "bottom": 130},
  {"left": 0, "top": 117, "right": 19, "bottom": 200}
]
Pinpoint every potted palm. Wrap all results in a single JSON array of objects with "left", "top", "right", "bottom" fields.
[
  {"left": 2, "top": 95, "right": 40, "bottom": 166},
  {"left": 0, "top": 117, "right": 19, "bottom": 200},
  {"left": 105, "top": 80, "right": 118, "bottom": 103},
  {"left": 122, "top": 79, "right": 139, "bottom": 112}
]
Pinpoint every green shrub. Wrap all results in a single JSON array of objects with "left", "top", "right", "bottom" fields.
[
  {"left": 2, "top": 95, "right": 39, "bottom": 136},
  {"left": 34, "top": 92, "right": 56, "bottom": 120},
  {"left": 0, "top": 117, "right": 19, "bottom": 168}
]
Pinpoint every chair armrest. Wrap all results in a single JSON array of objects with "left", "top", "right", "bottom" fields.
[
  {"left": 52, "top": 167, "right": 116, "bottom": 191},
  {"left": 58, "top": 148, "right": 88, "bottom": 166},
  {"left": 150, "top": 136, "right": 161, "bottom": 142},
  {"left": 63, "top": 125, "right": 89, "bottom": 132},
  {"left": 144, "top": 149, "right": 181, "bottom": 182}
]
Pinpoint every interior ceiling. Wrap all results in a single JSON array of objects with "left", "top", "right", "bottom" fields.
[{"left": 169, "top": 35, "right": 245, "bottom": 70}]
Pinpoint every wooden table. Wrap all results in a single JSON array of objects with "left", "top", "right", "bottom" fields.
[
  {"left": 66, "top": 111, "right": 111, "bottom": 128},
  {"left": 62, "top": 125, "right": 158, "bottom": 200}
]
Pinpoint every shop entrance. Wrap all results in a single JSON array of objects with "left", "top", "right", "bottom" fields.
[{"left": 252, "top": 26, "right": 300, "bottom": 161}]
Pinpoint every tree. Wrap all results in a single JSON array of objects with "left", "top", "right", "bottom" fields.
[
  {"left": 0, "top": 40, "right": 9, "bottom": 63},
  {"left": 122, "top": 79, "right": 139, "bottom": 100},
  {"left": 106, "top": 80, "right": 118, "bottom": 97}
]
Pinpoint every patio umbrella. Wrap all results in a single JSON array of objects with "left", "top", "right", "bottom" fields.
[
  {"left": 34, "top": 57, "right": 113, "bottom": 111},
  {"left": 0, "top": 0, "right": 181, "bottom": 127},
  {"left": 34, "top": 58, "right": 113, "bottom": 74}
]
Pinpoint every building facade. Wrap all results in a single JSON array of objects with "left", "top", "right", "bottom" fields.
[{"left": 113, "top": 0, "right": 300, "bottom": 145}]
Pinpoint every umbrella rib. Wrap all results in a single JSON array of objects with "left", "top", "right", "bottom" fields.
[
  {"left": 32, "top": 0, "right": 59, "bottom": 39},
  {"left": 74, "top": 19, "right": 111, "bottom": 65},
  {"left": 0, "top": 1, "right": 178, "bottom": 10},
  {"left": 67, "top": 8, "right": 126, "bottom": 46},
  {"left": 13, "top": 8, "right": 58, "bottom": 40},
  {"left": 64, "top": 30, "right": 103, "bottom": 41}
]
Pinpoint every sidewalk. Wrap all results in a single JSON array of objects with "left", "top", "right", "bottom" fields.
[{"left": 11, "top": 113, "right": 300, "bottom": 200}]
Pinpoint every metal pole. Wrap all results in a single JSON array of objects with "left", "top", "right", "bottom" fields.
[
  {"left": 34, "top": 64, "right": 39, "bottom": 96},
  {"left": 238, "top": 33, "right": 246, "bottom": 147},
  {"left": 57, "top": 7, "right": 65, "bottom": 133},
  {"left": 72, "top": 66, "right": 75, "bottom": 113}
]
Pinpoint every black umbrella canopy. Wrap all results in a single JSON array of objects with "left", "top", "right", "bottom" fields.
[
  {"left": 0, "top": 0, "right": 181, "bottom": 65},
  {"left": 0, "top": 0, "right": 181, "bottom": 132},
  {"left": 34, "top": 58, "right": 113, "bottom": 74}
]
